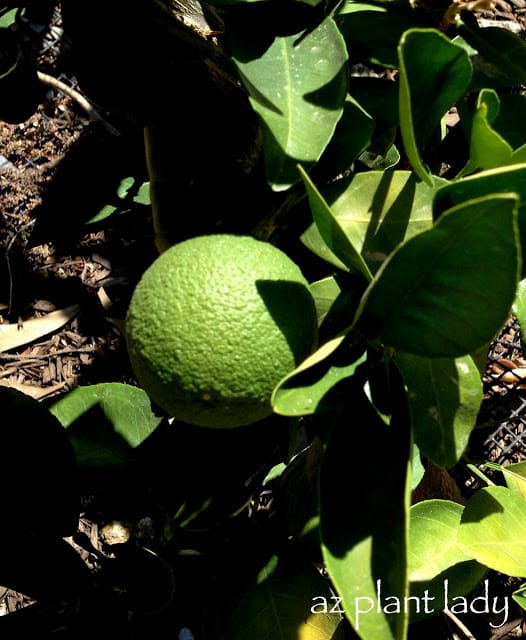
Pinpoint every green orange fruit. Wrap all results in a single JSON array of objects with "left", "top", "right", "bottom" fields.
[{"left": 125, "top": 234, "right": 318, "bottom": 428}]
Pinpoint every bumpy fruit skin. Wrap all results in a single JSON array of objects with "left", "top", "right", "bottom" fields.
[{"left": 125, "top": 234, "right": 318, "bottom": 428}]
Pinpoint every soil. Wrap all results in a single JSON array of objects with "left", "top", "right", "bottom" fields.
[{"left": 3, "top": 2, "right": 526, "bottom": 639}]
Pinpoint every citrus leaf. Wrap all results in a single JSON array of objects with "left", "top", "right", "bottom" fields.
[
  {"left": 299, "top": 165, "right": 372, "bottom": 280},
  {"left": 408, "top": 500, "right": 487, "bottom": 622},
  {"left": 465, "top": 89, "right": 513, "bottom": 172},
  {"left": 272, "top": 349, "right": 366, "bottom": 416},
  {"left": 232, "top": 16, "right": 348, "bottom": 190},
  {"left": 409, "top": 500, "right": 475, "bottom": 581},
  {"left": 217, "top": 559, "right": 345, "bottom": 639},
  {"left": 356, "top": 193, "right": 520, "bottom": 357},
  {"left": 398, "top": 28, "right": 472, "bottom": 184},
  {"left": 321, "top": 381, "right": 411, "bottom": 640},
  {"left": 488, "top": 460, "right": 526, "bottom": 498},
  {"left": 513, "top": 583, "right": 526, "bottom": 611},
  {"left": 433, "top": 163, "right": 526, "bottom": 276},
  {"left": 49, "top": 382, "right": 163, "bottom": 448},
  {"left": 458, "top": 485, "right": 526, "bottom": 577},
  {"left": 301, "top": 170, "right": 435, "bottom": 275},
  {"left": 457, "top": 22, "right": 526, "bottom": 88},
  {"left": 395, "top": 353, "right": 483, "bottom": 467}
]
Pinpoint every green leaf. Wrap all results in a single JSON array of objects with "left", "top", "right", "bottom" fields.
[
  {"left": 457, "top": 22, "right": 526, "bottom": 88},
  {"left": 395, "top": 353, "right": 482, "bottom": 467},
  {"left": 232, "top": 17, "right": 348, "bottom": 190},
  {"left": 272, "top": 348, "right": 366, "bottom": 416},
  {"left": 398, "top": 29, "right": 472, "bottom": 184},
  {"left": 513, "top": 583, "right": 526, "bottom": 611},
  {"left": 310, "top": 276, "right": 343, "bottom": 327},
  {"left": 321, "top": 381, "right": 411, "bottom": 640},
  {"left": 512, "top": 278, "right": 526, "bottom": 350},
  {"left": 409, "top": 500, "right": 476, "bottom": 581},
  {"left": 433, "top": 163, "right": 526, "bottom": 276},
  {"left": 464, "top": 89, "right": 513, "bottom": 173},
  {"left": 301, "top": 170, "right": 435, "bottom": 275},
  {"left": 218, "top": 559, "right": 346, "bottom": 639},
  {"left": 0, "top": 8, "right": 17, "bottom": 28},
  {"left": 49, "top": 383, "right": 163, "bottom": 489},
  {"left": 339, "top": 6, "right": 420, "bottom": 68},
  {"left": 458, "top": 485, "right": 526, "bottom": 577},
  {"left": 356, "top": 193, "right": 520, "bottom": 357},
  {"left": 86, "top": 176, "right": 151, "bottom": 224},
  {"left": 315, "top": 94, "right": 374, "bottom": 177},
  {"left": 50, "top": 383, "right": 163, "bottom": 448},
  {"left": 299, "top": 165, "right": 372, "bottom": 280},
  {"left": 489, "top": 460, "right": 526, "bottom": 498},
  {"left": 408, "top": 500, "right": 487, "bottom": 622}
]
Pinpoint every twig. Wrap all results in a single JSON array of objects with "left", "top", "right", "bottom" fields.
[
  {"left": 443, "top": 609, "right": 477, "bottom": 639},
  {"left": 490, "top": 617, "right": 525, "bottom": 639},
  {"left": 36, "top": 71, "right": 121, "bottom": 136}
]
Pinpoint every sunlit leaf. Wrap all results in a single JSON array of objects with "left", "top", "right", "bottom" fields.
[
  {"left": 458, "top": 485, "right": 526, "bottom": 577},
  {"left": 301, "top": 171, "right": 435, "bottom": 275},
  {"left": 232, "top": 17, "right": 348, "bottom": 190}
]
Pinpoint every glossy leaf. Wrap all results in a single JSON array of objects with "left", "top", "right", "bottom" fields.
[
  {"left": 301, "top": 171, "right": 435, "bottom": 275},
  {"left": 50, "top": 382, "right": 163, "bottom": 448},
  {"left": 464, "top": 89, "right": 513, "bottom": 173},
  {"left": 490, "top": 460, "right": 526, "bottom": 498},
  {"left": 458, "top": 485, "right": 526, "bottom": 577},
  {"left": 232, "top": 17, "right": 348, "bottom": 190},
  {"left": 356, "top": 194, "right": 520, "bottom": 357},
  {"left": 395, "top": 353, "right": 482, "bottom": 467},
  {"left": 300, "top": 165, "right": 372, "bottom": 280},
  {"left": 321, "top": 381, "right": 411, "bottom": 640},
  {"left": 272, "top": 348, "right": 366, "bottom": 416},
  {"left": 398, "top": 29, "right": 472, "bottom": 184},
  {"left": 513, "top": 583, "right": 526, "bottom": 611},
  {"left": 49, "top": 383, "right": 164, "bottom": 487},
  {"left": 433, "top": 163, "right": 526, "bottom": 275}
]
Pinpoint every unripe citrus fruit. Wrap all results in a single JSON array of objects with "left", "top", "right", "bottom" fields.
[{"left": 125, "top": 234, "right": 318, "bottom": 428}]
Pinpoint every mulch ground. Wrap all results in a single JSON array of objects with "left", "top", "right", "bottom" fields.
[{"left": 3, "top": 2, "right": 526, "bottom": 638}]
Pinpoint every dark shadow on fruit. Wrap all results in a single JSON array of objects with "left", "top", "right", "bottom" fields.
[{"left": 256, "top": 280, "right": 318, "bottom": 365}]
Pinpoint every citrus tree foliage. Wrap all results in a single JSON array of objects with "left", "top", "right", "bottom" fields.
[{"left": 3, "top": 0, "right": 526, "bottom": 637}]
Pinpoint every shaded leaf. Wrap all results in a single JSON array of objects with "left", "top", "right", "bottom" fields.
[
  {"left": 321, "top": 379, "right": 411, "bottom": 640},
  {"left": 217, "top": 558, "right": 345, "bottom": 639},
  {"left": 398, "top": 28, "right": 472, "bottom": 184},
  {"left": 356, "top": 194, "right": 520, "bottom": 357},
  {"left": 395, "top": 353, "right": 482, "bottom": 467}
]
